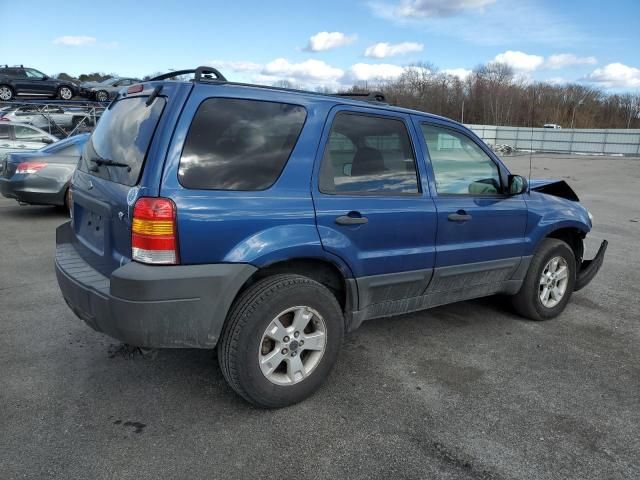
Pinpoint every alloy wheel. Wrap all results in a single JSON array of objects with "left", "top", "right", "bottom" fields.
[
  {"left": 539, "top": 256, "right": 569, "bottom": 308},
  {"left": 258, "top": 306, "right": 327, "bottom": 386},
  {"left": 0, "top": 86, "right": 13, "bottom": 101},
  {"left": 60, "top": 87, "right": 73, "bottom": 100}
]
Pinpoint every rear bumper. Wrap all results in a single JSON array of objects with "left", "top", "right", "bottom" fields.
[
  {"left": 55, "top": 222, "right": 256, "bottom": 348},
  {"left": 0, "top": 176, "right": 67, "bottom": 206},
  {"left": 575, "top": 240, "right": 608, "bottom": 291}
]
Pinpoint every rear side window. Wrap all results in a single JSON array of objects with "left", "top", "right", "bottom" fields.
[
  {"left": 319, "top": 113, "right": 419, "bottom": 195},
  {"left": 178, "top": 98, "right": 306, "bottom": 190},
  {"left": 0, "top": 124, "right": 8, "bottom": 139},
  {"left": 79, "top": 96, "right": 166, "bottom": 186}
]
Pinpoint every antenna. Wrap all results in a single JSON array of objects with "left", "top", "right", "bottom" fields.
[{"left": 528, "top": 86, "right": 535, "bottom": 192}]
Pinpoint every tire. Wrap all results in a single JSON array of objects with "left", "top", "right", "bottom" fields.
[
  {"left": 0, "top": 85, "right": 14, "bottom": 101},
  {"left": 58, "top": 86, "right": 73, "bottom": 100},
  {"left": 95, "top": 90, "right": 109, "bottom": 102},
  {"left": 511, "top": 238, "right": 576, "bottom": 321},
  {"left": 218, "top": 274, "right": 344, "bottom": 408}
]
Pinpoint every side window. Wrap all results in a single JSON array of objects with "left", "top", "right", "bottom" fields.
[
  {"left": 319, "top": 113, "right": 419, "bottom": 195},
  {"left": 14, "top": 125, "right": 47, "bottom": 142},
  {"left": 0, "top": 124, "right": 9, "bottom": 140},
  {"left": 421, "top": 124, "right": 501, "bottom": 195},
  {"left": 25, "top": 69, "right": 45, "bottom": 79},
  {"left": 179, "top": 98, "right": 307, "bottom": 190}
]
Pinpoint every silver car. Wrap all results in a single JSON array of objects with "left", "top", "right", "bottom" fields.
[
  {"left": 79, "top": 77, "right": 141, "bottom": 102},
  {"left": 0, "top": 122, "right": 58, "bottom": 160}
]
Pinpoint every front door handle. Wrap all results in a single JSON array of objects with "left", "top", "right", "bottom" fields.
[
  {"left": 335, "top": 213, "right": 368, "bottom": 225},
  {"left": 448, "top": 211, "right": 472, "bottom": 222}
]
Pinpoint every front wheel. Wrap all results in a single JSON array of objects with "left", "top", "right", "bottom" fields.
[
  {"left": 511, "top": 238, "right": 576, "bottom": 321},
  {"left": 218, "top": 274, "right": 344, "bottom": 408},
  {"left": 58, "top": 86, "right": 73, "bottom": 100}
]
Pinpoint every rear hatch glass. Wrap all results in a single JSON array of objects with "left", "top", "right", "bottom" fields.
[
  {"left": 78, "top": 96, "right": 166, "bottom": 185},
  {"left": 72, "top": 94, "right": 167, "bottom": 274}
]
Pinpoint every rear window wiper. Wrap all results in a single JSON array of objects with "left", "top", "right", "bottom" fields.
[{"left": 90, "top": 157, "right": 131, "bottom": 172}]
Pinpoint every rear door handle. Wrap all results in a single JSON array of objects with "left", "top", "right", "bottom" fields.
[
  {"left": 335, "top": 213, "right": 368, "bottom": 225},
  {"left": 448, "top": 211, "right": 472, "bottom": 222}
]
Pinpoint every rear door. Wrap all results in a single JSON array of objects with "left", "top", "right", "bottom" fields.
[
  {"left": 71, "top": 82, "right": 190, "bottom": 274},
  {"left": 415, "top": 119, "right": 528, "bottom": 292},
  {"left": 312, "top": 106, "right": 437, "bottom": 310}
]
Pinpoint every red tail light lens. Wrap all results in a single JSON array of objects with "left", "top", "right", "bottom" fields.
[
  {"left": 16, "top": 162, "right": 48, "bottom": 174},
  {"left": 131, "top": 197, "right": 179, "bottom": 265}
]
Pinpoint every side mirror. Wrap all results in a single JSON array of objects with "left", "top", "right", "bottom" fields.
[
  {"left": 41, "top": 137, "right": 55, "bottom": 144},
  {"left": 342, "top": 163, "right": 352, "bottom": 176},
  {"left": 508, "top": 174, "right": 528, "bottom": 195},
  {"left": 42, "top": 75, "right": 49, "bottom": 80}
]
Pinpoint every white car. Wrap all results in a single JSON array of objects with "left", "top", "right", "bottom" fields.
[
  {"left": 0, "top": 122, "right": 58, "bottom": 160},
  {"left": 543, "top": 123, "right": 562, "bottom": 129}
]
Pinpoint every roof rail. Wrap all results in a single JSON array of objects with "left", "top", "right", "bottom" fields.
[
  {"left": 149, "top": 66, "right": 227, "bottom": 82},
  {"left": 333, "top": 91, "right": 386, "bottom": 103}
]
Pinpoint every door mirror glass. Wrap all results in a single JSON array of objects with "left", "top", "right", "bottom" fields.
[{"left": 508, "top": 175, "right": 528, "bottom": 195}]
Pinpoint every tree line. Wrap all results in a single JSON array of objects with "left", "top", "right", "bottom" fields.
[
  {"left": 56, "top": 62, "right": 640, "bottom": 129},
  {"left": 348, "top": 62, "right": 640, "bottom": 129}
]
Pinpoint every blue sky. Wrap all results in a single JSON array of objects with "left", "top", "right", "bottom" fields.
[{"left": 2, "top": 0, "right": 639, "bottom": 90}]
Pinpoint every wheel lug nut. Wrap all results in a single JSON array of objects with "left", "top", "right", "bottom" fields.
[
  {"left": 283, "top": 336, "right": 289, "bottom": 342},
  {"left": 294, "top": 331, "right": 299, "bottom": 338},
  {"left": 291, "top": 351, "right": 297, "bottom": 357},
  {"left": 281, "top": 348, "right": 288, "bottom": 355},
  {"left": 299, "top": 340, "right": 304, "bottom": 346}
]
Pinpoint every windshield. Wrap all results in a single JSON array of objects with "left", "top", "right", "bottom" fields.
[
  {"left": 79, "top": 96, "right": 166, "bottom": 186},
  {"left": 100, "top": 78, "right": 119, "bottom": 85}
]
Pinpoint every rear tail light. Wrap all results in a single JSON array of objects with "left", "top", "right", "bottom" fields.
[
  {"left": 16, "top": 162, "right": 48, "bottom": 174},
  {"left": 131, "top": 197, "right": 179, "bottom": 265}
]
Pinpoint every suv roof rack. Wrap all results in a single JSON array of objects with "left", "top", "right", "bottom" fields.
[
  {"left": 149, "top": 66, "right": 227, "bottom": 82},
  {"left": 148, "top": 66, "right": 388, "bottom": 105},
  {"left": 333, "top": 92, "right": 386, "bottom": 103}
]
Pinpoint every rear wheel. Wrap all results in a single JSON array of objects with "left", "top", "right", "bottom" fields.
[
  {"left": 95, "top": 90, "right": 109, "bottom": 102},
  {"left": 218, "top": 274, "right": 344, "bottom": 408},
  {"left": 0, "top": 85, "right": 14, "bottom": 101},
  {"left": 511, "top": 238, "right": 576, "bottom": 321},
  {"left": 58, "top": 86, "right": 73, "bottom": 100}
]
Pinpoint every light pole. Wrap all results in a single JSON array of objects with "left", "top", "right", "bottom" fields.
[
  {"left": 570, "top": 95, "right": 589, "bottom": 129},
  {"left": 461, "top": 98, "right": 465, "bottom": 124}
]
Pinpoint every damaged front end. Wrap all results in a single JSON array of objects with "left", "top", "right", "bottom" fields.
[
  {"left": 575, "top": 240, "right": 608, "bottom": 291},
  {"left": 529, "top": 179, "right": 580, "bottom": 202}
]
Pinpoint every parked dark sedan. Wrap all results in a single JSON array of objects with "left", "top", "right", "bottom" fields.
[{"left": 0, "top": 133, "right": 88, "bottom": 208}]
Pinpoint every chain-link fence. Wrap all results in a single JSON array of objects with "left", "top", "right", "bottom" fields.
[{"left": 466, "top": 124, "right": 640, "bottom": 156}]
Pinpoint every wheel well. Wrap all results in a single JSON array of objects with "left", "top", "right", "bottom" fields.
[
  {"left": 241, "top": 259, "right": 348, "bottom": 310},
  {"left": 546, "top": 228, "right": 585, "bottom": 263}
]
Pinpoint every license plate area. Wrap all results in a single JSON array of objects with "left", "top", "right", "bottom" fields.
[{"left": 77, "top": 209, "right": 106, "bottom": 255}]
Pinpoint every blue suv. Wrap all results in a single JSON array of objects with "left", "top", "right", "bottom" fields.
[{"left": 55, "top": 67, "right": 607, "bottom": 407}]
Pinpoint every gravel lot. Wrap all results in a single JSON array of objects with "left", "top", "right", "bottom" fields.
[{"left": 1, "top": 154, "right": 638, "bottom": 480}]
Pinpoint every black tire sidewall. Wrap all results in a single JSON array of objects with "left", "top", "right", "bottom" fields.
[
  {"left": 226, "top": 278, "right": 343, "bottom": 407},
  {"left": 527, "top": 240, "right": 576, "bottom": 319}
]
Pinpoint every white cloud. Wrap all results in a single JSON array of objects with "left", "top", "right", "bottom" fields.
[
  {"left": 209, "top": 60, "right": 262, "bottom": 72},
  {"left": 545, "top": 77, "right": 567, "bottom": 85},
  {"left": 53, "top": 35, "right": 96, "bottom": 47},
  {"left": 493, "top": 50, "right": 544, "bottom": 72},
  {"left": 347, "top": 63, "right": 407, "bottom": 83},
  {"left": 545, "top": 53, "right": 597, "bottom": 69},
  {"left": 305, "top": 32, "right": 357, "bottom": 52},
  {"left": 443, "top": 68, "right": 472, "bottom": 80},
  {"left": 371, "top": 0, "right": 495, "bottom": 19},
  {"left": 583, "top": 63, "right": 640, "bottom": 89},
  {"left": 364, "top": 42, "right": 423, "bottom": 58},
  {"left": 261, "top": 58, "right": 344, "bottom": 84}
]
